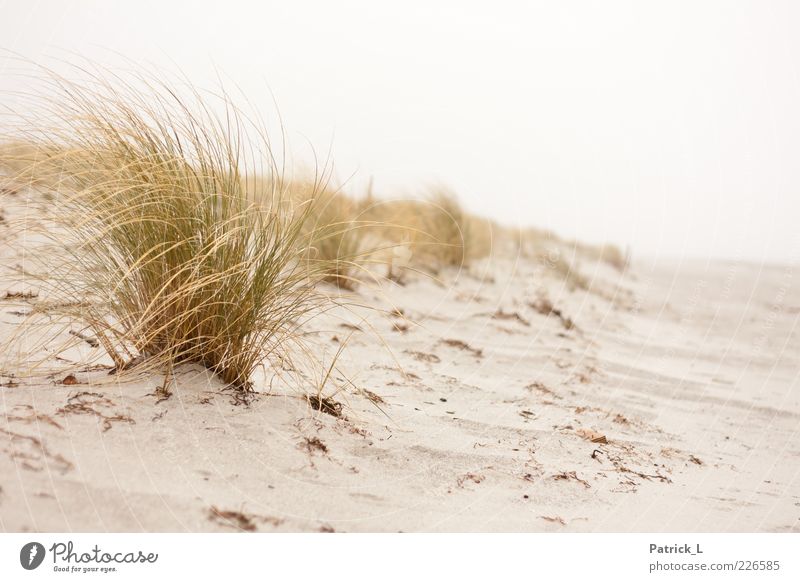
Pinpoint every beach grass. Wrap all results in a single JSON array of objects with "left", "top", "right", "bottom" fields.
[
  {"left": 4, "top": 68, "right": 331, "bottom": 390},
  {"left": 360, "top": 188, "right": 492, "bottom": 275},
  {"left": 0, "top": 64, "right": 627, "bottom": 390}
]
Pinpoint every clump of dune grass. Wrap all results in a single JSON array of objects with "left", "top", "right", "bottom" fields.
[
  {"left": 519, "top": 226, "right": 628, "bottom": 274},
  {"left": 463, "top": 213, "right": 495, "bottom": 263},
  {"left": 361, "top": 188, "right": 492, "bottom": 275},
  {"left": 539, "top": 250, "right": 590, "bottom": 291},
  {"left": 6, "top": 67, "right": 331, "bottom": 390},
  {"left": 291, "top": 179, "right": 367, "bottom": 290},
  {"left": 514, "top": 228, "right": 588, "bottom": 290},
  {"left": 573, "top": 241, "right": 629, "bottom": 271},
  {"left": 420, "top": 190, "right": 470, "bottom": 267}
]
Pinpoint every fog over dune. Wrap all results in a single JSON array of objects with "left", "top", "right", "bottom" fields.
[{"left": 2, "top": 0, "right": 799, "bottom": 263}]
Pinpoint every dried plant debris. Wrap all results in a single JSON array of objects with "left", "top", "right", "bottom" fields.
[
  {"left": 361, "top": 389, "right": 386, "bottom": 405},
  {"left": 147, "top": 385, "right": 172, "bottom": 405},
  {"left": 540, "top": 515, "right": 566, "bottom": 525},
  {"left": 529, "top": 297, "right": 576, "bottom": 331},
  {"left": 456, "top": 472, "right": 485, "bottom": 487},
  {"left": 28, "top": 300, "right": 93, "bottom": 317},
  {"left": 525, "top": 381, "right": 561, "bottom": 399},
  {"left": 576, "top": 428, "right": 609, "bottom": 444},
  {"left": 56, "top": 391, "right": 135, "bottom": 432},
  {"left": 405, "top": 350, "right": 441, "bottom": 363},
  {"left": 438, "top": 338, "right": 483, "bottom": 358},
  {"left": 6, "top": 309, "right": 31, "bottom": 317},
  {"left": 492, "top": 309, "right": 531, "bottom": 327},
  {"left": 612, "top": 413, "right": 631, "bottom": 425},
  {"left": 0, "top": 427, "right": 73, "bottom": 473},
  {"left": 605, "top": 446, "right": 673, "bottom": 483},
  {"left": 553, "top": 471, "right": 591, "bottom": 489},
  {"left": 616, "top": 464, "right": 671, "bottom": 483},
  {"left": 1, "top": 376, "right": 19, "bottom": 387},
  {"left": 224, "top": 385, "right": 257, "bottom": 407},
  {"left": 6, "top": 405, "right": 63, "bottom": 430},
  {"left": 3, "top": 290, "right": 38, "bottom": 300},
  {"left": 307, "top": 394, "right": 344, "bottom": 418},
  {"left": 151, "top": 410, "right": 168, "bottom": 422},
  {"left": 301, "top": 436, "right": 329, "bottom": 454},
  {"left": 208, "top": 507, "right": 258, "bottom": 532}
]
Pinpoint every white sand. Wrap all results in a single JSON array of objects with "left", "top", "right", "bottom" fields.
[{"left": 1, "top": 193, "right": 798, "bottom": 532}]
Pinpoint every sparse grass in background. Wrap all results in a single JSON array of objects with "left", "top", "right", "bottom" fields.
[
  {"left": 291, "top": 179, "right": 367, "bottom": 290},
  {"left": 537, "top": 249, "right": 590, "bottom": 291},
  {"left": 419, "top": 190, "right": 470, "bottom": 267},
  {"left": 516, "top": 226, "right": 628, "bottom": 291},
  {"left": 5, "top": 68, "right": 331, "bottom": 390},
  {"left": 572, "top": 241, "right": 629, "bottom": 271},
  {"left": 463, "top": 213, "right": 495, "bottom": 263},
  {"left": 362, "top": 188, "right": 493, "bottom": 275}
]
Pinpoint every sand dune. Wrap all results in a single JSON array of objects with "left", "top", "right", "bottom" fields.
[{"left": 1, "top": 190, "right": 798, "bottom": 533}]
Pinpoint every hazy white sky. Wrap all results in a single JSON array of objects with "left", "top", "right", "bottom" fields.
[{"left": 2, "top": 0, "right": 799, "bottom": 262}]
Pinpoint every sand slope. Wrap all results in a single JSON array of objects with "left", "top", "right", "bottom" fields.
[{"left": 1, "top": 195, "right": 798, "bottom": 532}]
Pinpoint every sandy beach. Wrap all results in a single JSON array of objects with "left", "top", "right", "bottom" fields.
[{"left": 1, "top": 187, "right": 797, "bottom": 532}]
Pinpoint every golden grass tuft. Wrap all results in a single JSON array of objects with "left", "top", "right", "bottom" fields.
[
  {"left": 418, "top": 189, "right": 471, "bottom": 267},
  {"left": 6, "top": 68, "right": 331, "bottom": 389},
  {"left": 573, "top": 241, "right": 629, "bottom": 271},
  {"left": 361, "top": 188, "right": 492, "bottom": 275},
  {"left": 291, "top": 179, "right": 367, "bottom": 290}
]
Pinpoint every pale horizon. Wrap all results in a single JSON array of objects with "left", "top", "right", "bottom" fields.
[{"left": 2, "top": 0, "right": 799, "bottom": 263}]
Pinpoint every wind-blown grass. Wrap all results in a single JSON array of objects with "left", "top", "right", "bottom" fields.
[{"left": 7, "top": 68, "right": 329, "bottom": 390}]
